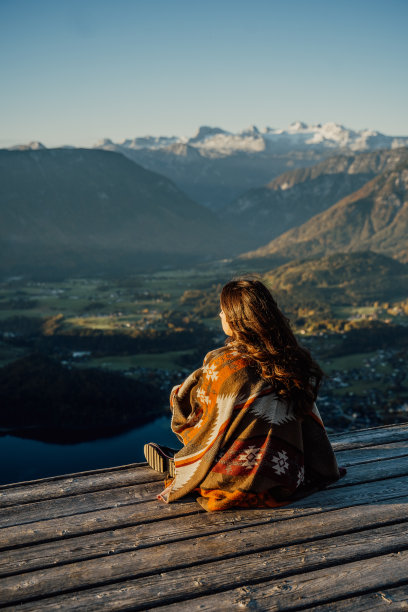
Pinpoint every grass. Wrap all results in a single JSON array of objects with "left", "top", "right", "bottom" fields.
[
  {"left": 334, "top": 380, "right": 389, "bottom": 396},
  {"left": 323, "top": 351, "right": 378, "bottom": 373},
  {"left": 1, "top": 270, "right": 407, "bottom": 376},
  {"left": 0, "top": 345, "right": 29, "bottom": 367},
  {"left": 82, "top": 349, "right": 195, "bottom": 371}
]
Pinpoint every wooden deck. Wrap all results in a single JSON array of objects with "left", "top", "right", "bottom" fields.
[{"left": 1, "top": 423, "right": 408, "bottom": 610}]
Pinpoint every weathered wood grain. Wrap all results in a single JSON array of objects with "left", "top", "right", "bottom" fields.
[
  {"left": 3, "top": 449, "right": 407, "bottom": 531},
  {"left": 2, "top": 470, "right": 408, "bottom": 551},
  {"left": 158, "top": 550, "right": 408, "bottom": 611},
  {"left": 310, "top": 583, "right": 408, "bottom": 611},
  {"left": 0, "top": 497, "right": 203, "bottom": 550},
  {"left": 0, "top": 461, "right": 145, "bottom": 491},
  {"left": 1, "top": 424, "right": 406, "bottom": 511},
  {"left": 4, "top": 522, "right": 408, "bottom": 609},
  {"left": 0, "top": 465, "right": 163, "bottom": 509},
  {"left": 2, "top": 490, "right": 408, "bottom": 584},
  {"left": 331, "top": 423, "right": 408, "bottom": 451},
  {"left": 1, "top": 438, "right": 406, "bottom": 514},
  {"left": 289, "top": 474, "right": 408, "bottom": 510},
  {"left": 1, "top": 424, "right": 408, "bottom": 611},
  {"left": 335, "top": 440, "right": 408, "bottom": 467},
  {"left": 0, "top": 481, "right": 163, "bottom": 528},
  {"left": 2, "top": 422, "right": 406, "bottom": 508},
  {"left": 328, "top": 454, "right": 408, "bottom": 488}
]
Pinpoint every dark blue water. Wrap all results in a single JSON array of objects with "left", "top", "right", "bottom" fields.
[{"left": 0, "top": 416, "right": 180, "bottom": 485}]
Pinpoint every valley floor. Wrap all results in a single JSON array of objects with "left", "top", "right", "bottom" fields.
[{"left": 0, "top": 266, "right": 407, "bottom": 436}]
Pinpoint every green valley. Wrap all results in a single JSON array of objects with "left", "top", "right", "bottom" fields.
[{"left": 1, "top": 250, "right": 407, "bottom": 438}]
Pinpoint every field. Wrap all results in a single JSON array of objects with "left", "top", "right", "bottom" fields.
[
  {"left": 83, "top": 350, "right": 196, "bottom": 372},
  {"left": 1, "top": 263, "right": 407, "bottom": 432}
]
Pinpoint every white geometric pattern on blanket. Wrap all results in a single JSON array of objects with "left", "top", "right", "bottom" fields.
[
  {"left": 171, "top": 393, "right": 236, "bottom": 492},
  {"left": 196, "top": 387, "right": 210, "bottom": 405},
  {"left": 202, "top": 362, "right": 219, "bottom": 381},
  {"left": 238, "top": 445, "right": 263, "bottom": 469},
  {"left": 249, "top": 394, "right": 296, "bottom": 425},
  {"left": 272, "top": 450, "right": 289, "bottom": 475},
  {"left": 170, "top": 459, "right": 200, "bottom": 494}
]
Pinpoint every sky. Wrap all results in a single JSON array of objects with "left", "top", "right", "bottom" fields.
[{"left": 1, "top": 0, "right": 407, "bottom": 148}]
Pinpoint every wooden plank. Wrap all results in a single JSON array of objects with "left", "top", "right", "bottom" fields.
[
  {"left": 0, "top": 481, "right": 163, "bottom": 528},
  {"left": 157, "top": 550, "right": 408, "bottom": 611},
  {"left": 4, "top": 523, "right": 408, "bottom": 609},
  {"left": 311, "top": 583, "right": 408, "bottom": 611},
  {"left": 1, "top": 423, "right": 406, "bottom": 510},
  {"left": 1, "top": 423, "right": 406, "bottom": 503},
  {"left": 331, "top": 423, "right": 408, "bottom": 451},
  {"left": 3, "top": 439, "right": 408, "bottom": 531},
  {"left": 0, "top": 460, "right": 149, "bottom": 490},
  {"left": 335, "top": 439, "right": 408, "bottom": 467},
  {"left": 2, "top": 491, "right": 408, "bottom": 582},
  {"left": 1, "top": 473, "right": 408, "bottom": 551},
  {"left": 0, "top": 497, "right": 202, "bottom": 550},
  {"left": 0, "top": 465, "right": 163, "bottom": 509},
  {"left": 0, "top": 437, "right": 406, "bottom": 512},
  {"left": 328, "top": 454, "right": 408, "bottom": 487},
  {"left": 287, "top": 474, "right": 408, "bottom": 511},
  {"left": 1, "top": 424, "right": 406, "bottom": 509},
  {"left": 2, "top": 438, "right": 405, "bottom": 515}
]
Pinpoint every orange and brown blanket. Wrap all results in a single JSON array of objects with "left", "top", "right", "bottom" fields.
[{"left": 159, "top": 345, "right": 342, "bottom": 511}]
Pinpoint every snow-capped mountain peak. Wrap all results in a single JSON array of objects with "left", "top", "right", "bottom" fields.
[
  {"left": 92, "top": 122, "right": 408, "bottom": 157},
  {"left": 9, "top": 141, "right": 47, "bottom": 151},
  {"left": 240, "top": 125, "right": 260, "bottom": 136},
  {"left": 188, "top": 126, "right": 265, "bottom": 156},
  {"left": 289, "top": 120, "right": 308, "bottom": 131},
  {"left": 95, "top": 138, "right": 114, "bottom": 147},
  {"left": 189, "top": 126, "right": 229, "bottom": 143}
]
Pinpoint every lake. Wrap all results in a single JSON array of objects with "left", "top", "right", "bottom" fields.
[{"left": 0, "top": 416, "right": 180, "bottom": 486}]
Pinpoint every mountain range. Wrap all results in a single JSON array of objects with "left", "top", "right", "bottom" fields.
[
  {"left": 223, "top": 148, "right": 408, "bottom": 248},
  {"left": 93, "top": 122, "right": 408, "bottom": 156},
  {"left": 11, "top": 122, "right": 396, "bottom": 210},
  {"left": 4, "top": 124, "right": 408, "bottom": 278},
  {"left": 242, "top": 159, "right": 408, "bottom": 264},
  {"left": 11, "top": 123, "right": 408, "bottom": 211},
  {"left": 0, "top": 148, "right": 240, "bottom": 278}
]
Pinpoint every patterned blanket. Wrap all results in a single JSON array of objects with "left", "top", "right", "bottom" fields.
[{"left": 159, "top": 345, "right": 342, "bottom": 511}]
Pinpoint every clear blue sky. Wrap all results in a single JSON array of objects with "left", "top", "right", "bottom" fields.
[{"left": 1, "top": 0, "right": 407, "bottom": 147}]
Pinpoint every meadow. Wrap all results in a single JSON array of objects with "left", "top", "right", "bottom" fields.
[{"left": 0, "top": 263, "right": 407, "bottom": 434}]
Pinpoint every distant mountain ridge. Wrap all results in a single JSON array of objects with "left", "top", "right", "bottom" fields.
[
  {"left": 241, "top": 160, "right": 408, "bottom": 263},
  {"left": 94, "top": 121, "right": 408, "bottom": 156},
  {"left": 6, "top": 129, "right": 408, "bottom": 276},
  {"left": 223, "top": 148, "right": 408, "bottom": 248},
  {"left": 0, "top": 148, "right": 240, "bottom": 278},
  {"left": 92, "top": 122, "right": 408, "bottom": 209},
  {"left": 13, "top": 122, "right": 408, "bottom": 210}
]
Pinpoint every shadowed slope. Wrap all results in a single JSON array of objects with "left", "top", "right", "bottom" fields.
[
  {"left": 225, "top": 148, "right": 408, "bottom": 248},
  {"left": 0, "top": 148, "right": 239, "bottom": 277},
  {"left": 241, "top": 161, "right": 408, "bottom": 263}
]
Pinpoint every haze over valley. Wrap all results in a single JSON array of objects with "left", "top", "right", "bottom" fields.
[
  {"left": 1, "top": 121, "right": 408, "bottom": 482},
  {"left": 3, "top": 123, "right": 408, "bottom": 277}
]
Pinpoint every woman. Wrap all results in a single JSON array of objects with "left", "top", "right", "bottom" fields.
[{"left": 144, "top": 279, "right": 344, "bottom": 512}]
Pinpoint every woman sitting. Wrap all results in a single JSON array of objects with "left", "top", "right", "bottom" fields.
[{"left": 145, "top": 279, "right": 344, "bottom": 512}]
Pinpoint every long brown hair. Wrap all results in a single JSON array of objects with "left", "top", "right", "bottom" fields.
[{"left": 220, "top": 279, "right": 324, "bottom": 414}]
